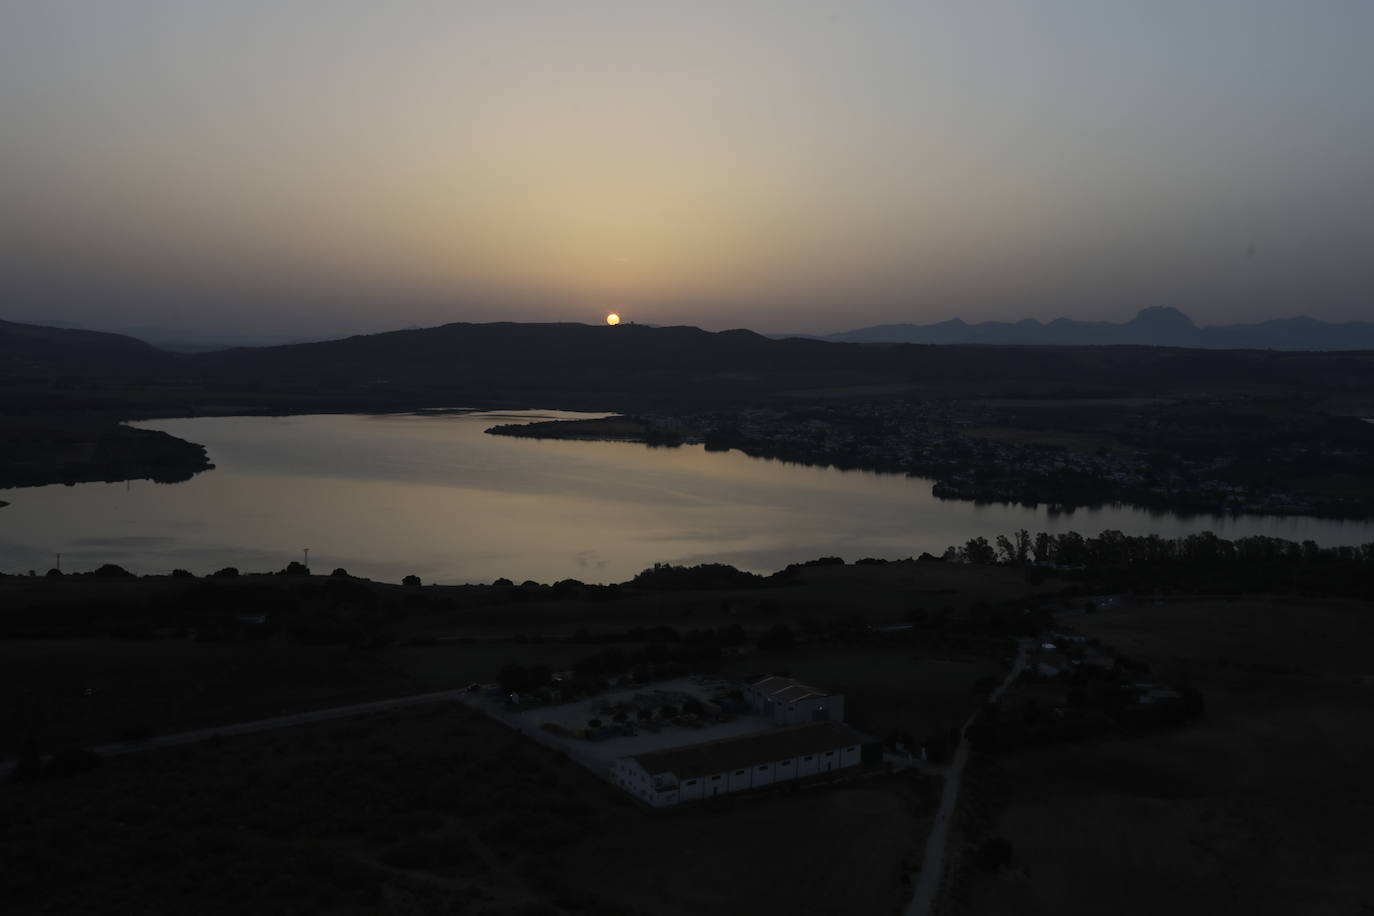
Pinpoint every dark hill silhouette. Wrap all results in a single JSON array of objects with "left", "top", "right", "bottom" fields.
[
  {"left": 818, "top": 307, "right": 1374, "bottom": 350},
  {"left": 185, "top": 320, "right": 1374, "bottom": 404},
  {"left": 0, "top": 319, "right": 178, "bottom": 380},
  {"left": 5, "top": 317, "right": 1374, "bottom": 408},
  {"left": 188, "top": 321, "right": 890, "bottom": 400}
]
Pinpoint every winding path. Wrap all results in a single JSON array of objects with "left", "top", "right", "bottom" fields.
[{"left": 905, "top": 639, "right": 1027, "bottom": 916}]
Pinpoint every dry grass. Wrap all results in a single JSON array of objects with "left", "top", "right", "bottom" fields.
[
  {"left": 963, "top": 595, "right": 1374, "bottom": 916},
  {"left": 0, "top": 638, "right": 592, "bottom": 755},
  {"left": 3, "top": 703, "right": 932, "bottom": 916}
]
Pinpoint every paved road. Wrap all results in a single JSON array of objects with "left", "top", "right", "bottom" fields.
[
  {"left": 2, "top": 687, "right": 471, "bottom": 777},
  {"left": 905, "top": 640, "right": 1028, "bottom": 916}
]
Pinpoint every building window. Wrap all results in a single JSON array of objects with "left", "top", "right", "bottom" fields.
[
  {"left": 780, "top": 759, "right": 791, "bottom": 765},
  {"left": 685, "top": 780, "right": 697, "bottom": 786},
  {"left": 711, "top": 775, "right": 721, "bottom": 781},
  {"left": 848, "top": 746, "right": 857, "bottom": 752},
  {"left": 825, "top": 750, "right": 834, "bottom": 756},
  {"left": 804, "top": 756, "right": 813, "bottom": 761},
  {"left": 758, "top": 765, "right": 768, "bottom": 771},
  {"left": 735, "top": 770, "right": 745, "bottom": 776}
]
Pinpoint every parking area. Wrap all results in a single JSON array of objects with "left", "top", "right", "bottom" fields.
[{"left": 509, "top": 676, "right": 779, "bottom": 764}]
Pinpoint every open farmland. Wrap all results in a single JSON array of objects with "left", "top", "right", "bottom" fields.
[
  {"left": 962, "top": 595, "right": 1374, "bottom": 916},
  {"left": 0, "top": 637, "right": 597, "bottom": 754},
  {"left": 2, "top": 702, "right": 933, "bottom": 916}
]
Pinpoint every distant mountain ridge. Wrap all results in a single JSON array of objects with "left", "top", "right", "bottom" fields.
[
  {"left": 813, "top": 307, "right": 1374, "bottom": 350},
  {"left": 6, "top": 316, "right": 1374, "bottom": 411}
]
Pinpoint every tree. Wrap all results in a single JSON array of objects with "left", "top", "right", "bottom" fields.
[
  {"left": 281, "top": 561, "right": 309, "bottom": 576},
  {"left": 587, "top": 718, "right": 603, "bottom": 729},
  {"left": 1014, "top": 528, "right": 1032, "bottom": 564},
  {"left": 91, "top": 564, "right": 133, "bottom": 578},
  {"left": 212, "top": 566, "right": 239, "bottom": 578},
  {"left": 498, "top": 663, "right": 533, "bottom": 694},
  {"left": 12, "top": 736, "right": 42, "bottom": 783},
  {"left": 962, "top": 537, "right": 996, "bottom": 565},
  {"left": 44, "top": 747, "right": 102, "bottom": 778},
  {"left": 976, "top": 836, "right": 1014, "bottom": 871},
  {"left": 402, "top": 574, "right": 421, "bottom": 587},
  {"left": 757, "top": 623, "right": 796, "bottom": 652},
  {"left": 331, "top": 567, "right": 350, "bottom": 578}
]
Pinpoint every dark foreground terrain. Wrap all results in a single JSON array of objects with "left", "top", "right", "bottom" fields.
[
  {"left": 4, "top": 702, "right": 931, "bottom": 916},
  {"left": 959, "top": 594, "right": 1374, "bottom": 916},
  {"left": 5, "top": 536, "right": 1374, "bottom": 914}
]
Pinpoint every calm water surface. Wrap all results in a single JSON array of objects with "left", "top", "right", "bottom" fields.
[{"left": 2, "top": 411, "right": 1372, "bottom": 583}]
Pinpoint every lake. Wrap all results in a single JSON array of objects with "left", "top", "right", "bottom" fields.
[{"left": 2, "top": 411, "right": 1372, "bottom": 584}]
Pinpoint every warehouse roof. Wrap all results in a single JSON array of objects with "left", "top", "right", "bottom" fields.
[
  {"left": 749, "top": 675, "right": 834, "bottom": 703},
  {"left": 627, "top": 721, "right": 870, "bottom": 781}
]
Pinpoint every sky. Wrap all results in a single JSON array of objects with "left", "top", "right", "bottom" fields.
[{"left": 3, "top": 1, "right": 1373, "bottom": 341}]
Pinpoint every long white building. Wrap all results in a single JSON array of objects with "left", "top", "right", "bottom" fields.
[
  {"left": 744, "top": 675, "right": 845, "bottom": 726},
  {"left": 611, "top": 721, "right": 868, "bottom": 807}
]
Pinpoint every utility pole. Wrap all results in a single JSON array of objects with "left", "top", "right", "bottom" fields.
[{"left": 303, "top": 547, "right": 310, "bottom": 571}]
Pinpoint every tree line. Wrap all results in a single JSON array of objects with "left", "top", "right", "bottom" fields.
[{"left": 943, "top": 529, "right": 1374, "bottom": 598}]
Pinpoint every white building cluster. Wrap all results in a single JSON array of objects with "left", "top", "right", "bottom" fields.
[
  {"left": 612, "top": 720, "right": 867, "bottom": 807},
  {"left": 611, "top": 675, "right": 867, "bottom": 807}
]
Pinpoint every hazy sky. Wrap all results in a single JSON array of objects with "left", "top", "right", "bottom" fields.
[{"left": 4, "top": 2, "right": 1373, "bottom": 339}]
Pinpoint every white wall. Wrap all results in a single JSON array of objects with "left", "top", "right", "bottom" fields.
[
  {"left": 616, "top": 737, "right": 865, "bottom": 806},
  {"left": 680, "top": 777, "right": 704, "bottom": 802},
  {"left": 752, "top": 761, "right": 775, "bottom": 787}
]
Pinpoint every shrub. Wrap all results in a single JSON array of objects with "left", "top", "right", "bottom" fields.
[
  {"left": 44, "top": 747, "right": 103, "bottom": 778},
  {"left": 975, "top": 836, "right": 1014, "bottom": 870},
  {"left": 757, "top": 623, "right": 796, "bottom": 652}
]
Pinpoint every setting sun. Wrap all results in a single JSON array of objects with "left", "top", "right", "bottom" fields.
[{"left": 606, "top": 313, "right": 621, "bottom": 326}]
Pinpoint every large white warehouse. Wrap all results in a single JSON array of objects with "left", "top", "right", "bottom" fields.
[{"left": 611, "top": 721, "right": 868, "bottom": 807}]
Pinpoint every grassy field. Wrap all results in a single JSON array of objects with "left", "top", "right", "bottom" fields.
[
  {"left": 721, "top": 645, "right": 1003, "bottom": 740},
  {"left": 1, "top": 562, "right": 1035, "bottom": 758},
  {"left": 962, "top": 595, "right": 1374, "bottom": 916},
  {"left": 0, "top": 638, "right": 599, "bottom": 756},
  {"left": 3, "top": 703, "right": 933, "bottom": 916}
]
